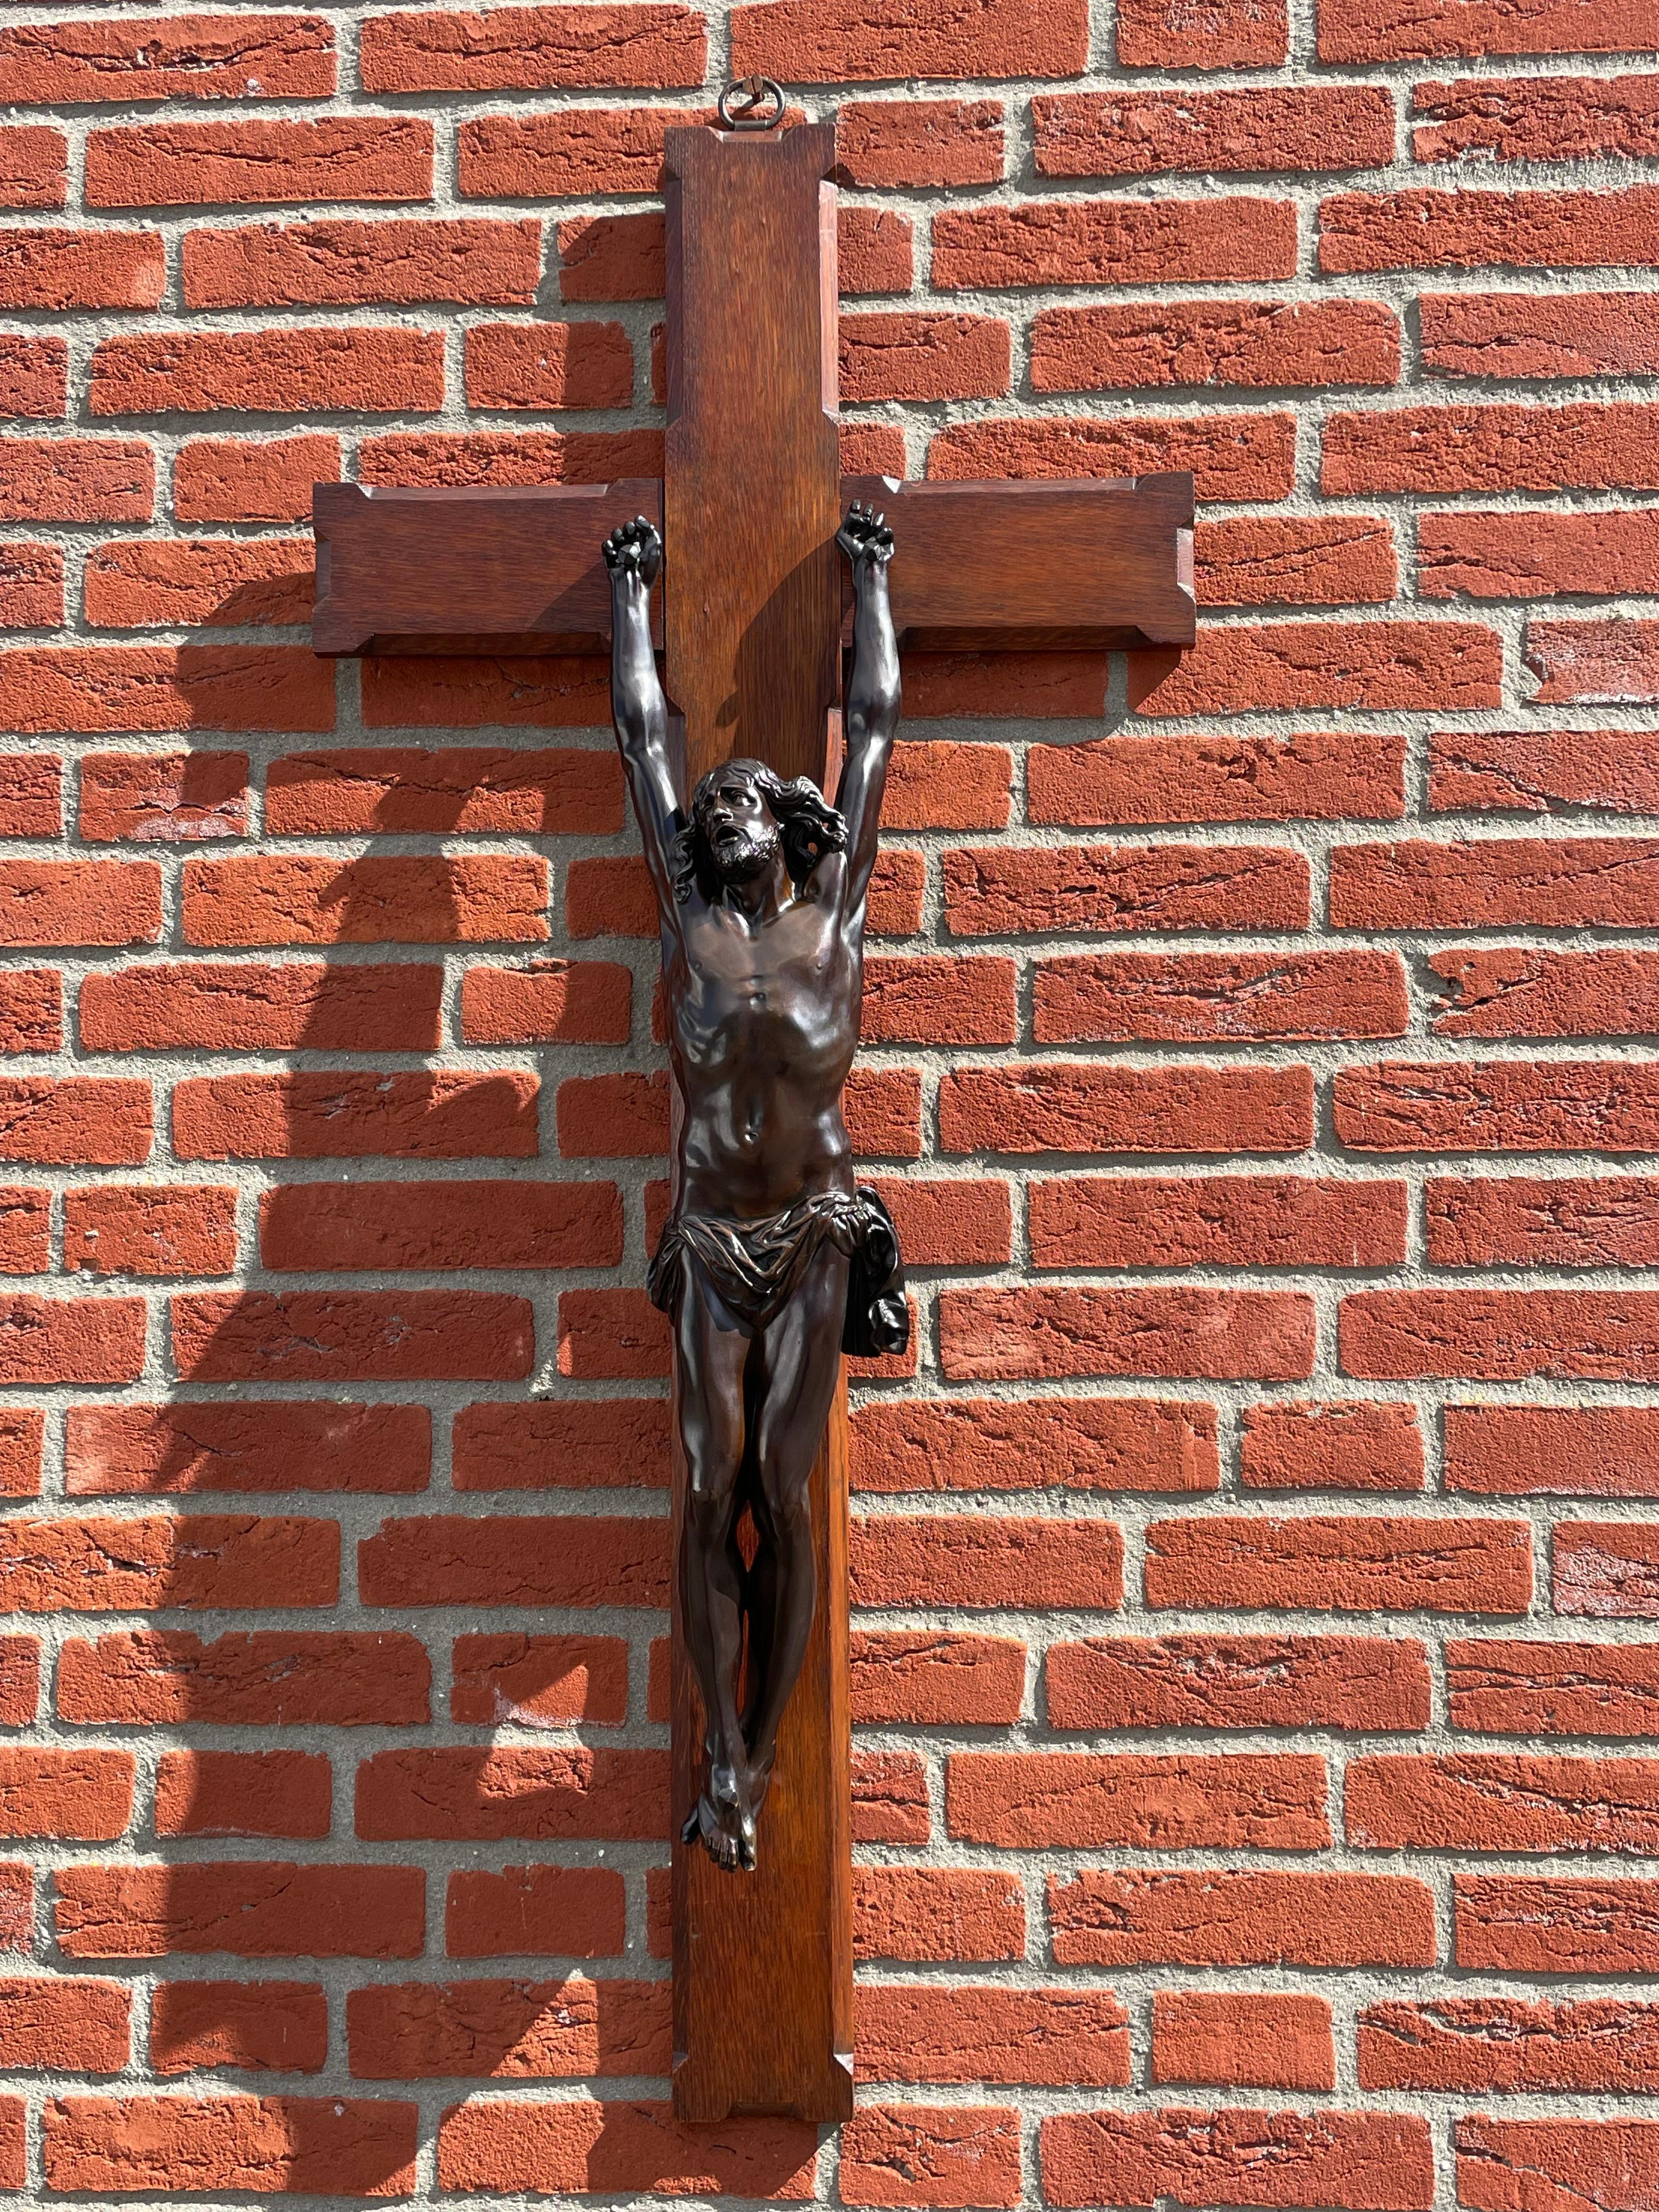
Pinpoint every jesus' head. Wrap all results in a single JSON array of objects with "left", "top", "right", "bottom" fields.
[{"left": 673, "top": 758, "right": 847, "bottom": 904}]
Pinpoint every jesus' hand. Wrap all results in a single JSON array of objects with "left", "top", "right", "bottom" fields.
[
  {"left": 836, "top": 501, "right": 893, "bottom": 571},
  {"left": 604, "top": 515, "right": 663, "bottom": 589}
]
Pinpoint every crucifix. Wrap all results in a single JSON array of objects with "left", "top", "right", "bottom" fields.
[{"left": 312, "top": 79, "right": 1194, "bottom": 2128}]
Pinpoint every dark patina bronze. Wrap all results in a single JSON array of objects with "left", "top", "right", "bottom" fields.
[{"left": 605, "top": 503, "right": 904, "bottom": 1871}]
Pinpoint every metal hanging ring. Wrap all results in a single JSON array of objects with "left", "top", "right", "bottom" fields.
[{"left": 716, "top": 75, "right": 785, "bottom": 130}]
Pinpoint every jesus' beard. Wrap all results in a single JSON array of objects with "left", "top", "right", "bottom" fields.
[{"left": 709, "top": 821, "right": 781, "bottom": 885}]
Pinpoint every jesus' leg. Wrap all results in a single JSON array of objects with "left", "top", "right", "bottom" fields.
[
  {"left": 743, "top": 1242, "right": 850, "bottom": 1834},
  {"left": 673, "top": 1269, "right": 753, "bottom": 1871}
]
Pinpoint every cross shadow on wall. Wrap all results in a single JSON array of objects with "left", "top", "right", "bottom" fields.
[{"left": 41, "top": 583, "right": 714, "bottom": 2196}]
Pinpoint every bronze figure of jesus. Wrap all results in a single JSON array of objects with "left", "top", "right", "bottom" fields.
[{"left": 604, "top": 503, "right": 905, "bottom": 1872}]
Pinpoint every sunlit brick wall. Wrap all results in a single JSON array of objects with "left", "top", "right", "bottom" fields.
[{"left": 1, "top": 0, "right": 1658, "bottom": 2200}]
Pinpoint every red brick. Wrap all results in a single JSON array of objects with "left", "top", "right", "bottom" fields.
[
  {"left": 1336, "top": 1059, "right": 1659, "bottom": 1154},
  {"left": 854, "top": 1869, "right": 1025, "bottom": 1963},
  {"left": 935, "top": 199, "right": 1293, "bottom": 290},
  {"left": 437, "top": 2097, "right": 813, "bottom": 2198},
  {"left": 1455, "top": 1875, "right": 1659, "bottom": 1974},
  {"left": 863, "top": 956, "right": 1016, "bottom": 1046},
  {"left": 359, "top": 1514, "right": 667, "bottom": 1609},
  {"left": 0, "top": 338, "right": 69, "bottom": 419},
  {"left": 262, "top": 1178, "right": 619, "bottom": 1271},
  {"left": 1458, "top": 2118, "right": 1659, "bottom": 2212},
  {"left": 458, "top": 103, "right": 710, "bottom": 195},
  {"left": 1447, "top": 1404, "right": 1659, "bottom": 1497},
  {"left": 1049, "top": 1634, "right": 1429, "bottom": 1731},
  {"left": 0, "top": 1638, "right": 36, "bottom": 1726},
  {"left": 930, "top": 413, "right": 1296, "bottom": 500},
  {"left": 850, "top": 1397, "right": 1218, "bottom": 1496},
  {"left": 870, "top": 850, "right": 927, "bottom": 934},
  {"left": 1428, "top": 1175, "right": 1659, "bottom": 1267},
  {"left": 1323, "top": 401, "right": 1659, "bottom": 495},
  {"left": 453, "top": 1400, "right": 670, "bottom": 1492},
  {"left": 1335, "top": 838, "right": 1659, "bottom": 928},
  {"left": 461, "top": 961, "right": 630, "bottom": 1045},
  {"left": 855, "top": 1752, "right": 930, "bottom": 1844},
  {"left": 850, "top": 1633, "right": 1024, "bottom": 1726},
  {"left": 557, "top": 1288, "right": 670, "bottom": 1380},
  {"left": 0, "top": 1976, "right": 129, "bottom": 2072},
  {"left": 43, "top": 2094, "right": 417, "bottom": 2197},
  {"left": 1035, "top": 951, "right": 1406, "bottom": 1045},
  {"left": 841, "top": 313, "right": 1009, "bottom": 403},
  {"left": 1148, "top": 1515, "right": 1531, "bottom": 1615},
  {"left": 852, "top": 1515, "right": 1121, "bottom": 1611},
  {"left": 840, "top": 2106, "right": 1021, "bottom": 2209},
  {"left": 445, "top": 1865, "right": 625, "bottom": 1957},
  {"left": 1240, "top": 1402, "right": 1426, "bottom": 1493},
  {"left": 0, "top": 15, "right": 334, "bottom": 103},
  {"left": 1042, "top": 2108, "right": 1432, "bottom": 2212},
  {"left": 174, "top": 433, "right": 340, "bottom": 524},
  {"left": 1528, "top": 616, "right": 1659, "bottom": 703},
  {"left": 1352, "top": 1753, "right": 1659, "bottom": 1852},
  {"left": 0, "top": 228, "right": 163, "bottom": 312},
  {"left": 1029, "top": 726, "right": 1397, "bottom": 826},
  {"left": 348, "top": 1974, "right": 668, "bottom": 2079},
  {"left": 556, "top": 1069, "right": 667, "bottom": 1157},
  {"left": 358, "top": 431, "right": 659, "bottom": 493},
  {"left": 1421, "top": 509, "right": 1659, "bottom": 600},
  {"left": 857, "top": 1988, "right": 1125, "bottom": 2087},
  {"left": 0, "top": 127, "right": 67, "bottom": 210},
  {"left": 1344, "top": 1289, "right": 1659, "bottom": 1380},
  {"left": 173, "top": 1070, "right": 538, "bottom": 1159},
  {"left": 82, "top": 961, "right": 441, "bottom": 1052},
  {"left": 155, "top": 1749, "right": 330, "bottom": 1839},
  {"left": 1461, "top": 943, "right": 1659, "bottom": 1046},
  {"left": 1363, "top": 1995, "right": 1659, "bottom": 2093},
  {"left": 1319, "top": 0, "right": 1652, "bottom": 58},
  {"left": 2, "top": 1514, "right": 335, "bottom": 1612},
  {"left": 838, "top": 99, "right": 1003, "bottom": 187},
  {"left": 558, "top": 212, "right": 663, "bottom": 302},
  {"left": 0, "top": 860, "right": 159, "bottom": 948},
  {"left": 173, "top": 1290, "right": 533, "bottom": 1382},
  {"left": 566, "top": 854, "right": 660, "bottom": 938},
  {"left": 1414, "top": 71, "right": 1659, "bottom": 160},
  {"left": 1203, "top": 518, "right": 1399, "bottom": 607},
  {"left": 1555, "top": 1522, "right": 1659, "bottom": 1620},
  {"left": 939, "top": 1063, "right": 1312, "bottom": 1155},
  {"left": 0, "top": 543, "right": 63, "bottom": 625},
  {"left": 1031, "top": 302, "right": 1397, "bottom": 394},
  {"left": 944, "top": 843, "right": 1309, "bottom": 934},
  {"left": 452, "top": 1634, "right": 627, "bottom": 1726},
  {"left": 64, "top": 1185, "right": 235, "bottom": 1278},
  {"left": 362, "top": 647, "right": 611, "bottom": 728},
  {"left": 942, "top": 1286, "right": 1314, "bottom": 1383},
  {"left": 878, "top": 743, "right": 1010, "bottom": 832},
  {"left": 0, "top": 1411, "right": 42, "bottom": 1497},
  {"left": 1129, "top": 620, "right": 1502, "bottom": 713},
  {"left": 1421, "top": 290, "right": 1659, "bottom": 379},
  {"left": 947, "top": 1752, "right": 1329, "bottom": 1848},
  {"left": 1050, "top": 1868, "right": 1436, "bottom": 1967},
  {"left": 1031, "top": 1175, "right": 1406, "bottom": 1269},
  {"left": 56, "top": 1863, "right": 422, "bottom": 1959},
  {"left": 864, "top": 1178, "right": 1011, "bottom": 1268},
  {"left": 357, "top": 1746, "right": 667, "bottom": 1841},
  {"left": 0, "top": 1750, "right": 133, "bottom": 1839},
  {"left": 86, "top": 116, "right": 433, "bottom": 207},
  {"left": 77, "top": 753, "right": 246, "bottom": 842},
  {"left": 1324, "top": 185, "right": 1659, "bottom": 273},
  {"left": 360, "top": 4, "right": 703, "bottom": 91},
  {"left": 0, "top": 440, "right": 150, "bottom": 520},
  {"left": 0, "top": 646, "right": 332, "bottom": 734},
  {"left": 732, "top": 0, "right": 1085, "bottom": 78},
  {"left": 89, "top": 543, "right": 309, "bottom": 632},
  {"left": 1152, "top": 1993, "right": 1335, "bottom": 2092},
  {"left": 1428, "top": 729, "right": 1659, "bottom": 816},
  {"left": 466, "top": 321, "right": 634, "bottom": 409},
  {"left": 187, "top": 218, "right": 541, "bottom": 311},
  {"left": 1116, "top": 0, "right": 1288, "bottom": 64},
  {"left": 1449, "top": 1639, "right": 1659, "bottom": 1738},
  {"left": 0, "top": 1297, "right": 145, "bottom": 1381},
  {"left": 58, "top": 1629, "right": 430, "bottom": 1726},
  {"left": 150, "top": 1982, "right": 328, "bottom": 2075},
  {"left": 0, "top": 1867, "right": 29, "bottom": 1951},
  {"left": 92, "top": 328, "right": 443, "bottom": 417},
  {"left": 0, "top": 1190, "right": 47, "bottom": 1275},
  {"left": 1035, "top": 86, "right": 1393, "bottom": 174}
]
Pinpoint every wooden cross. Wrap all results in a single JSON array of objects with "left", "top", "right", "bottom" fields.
[{"left": 311, "top": 94, "right": 1193, "bottom": 2128}]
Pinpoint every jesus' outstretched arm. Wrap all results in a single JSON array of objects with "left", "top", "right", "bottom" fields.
[
  {"left": 604, "top": 516, "right": 683, "bottom": 928},
  {"left": 834, "top": 502, "right": 900, "bottom": 915}
]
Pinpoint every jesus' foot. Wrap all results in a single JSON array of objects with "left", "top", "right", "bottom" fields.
[{"left": 680, "top": 1761, "right": 757, "bottom": 1873}]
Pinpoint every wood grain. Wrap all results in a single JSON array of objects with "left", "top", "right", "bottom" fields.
[{"left": 662, "top": 116, "right": 854, "bottom": 2129}]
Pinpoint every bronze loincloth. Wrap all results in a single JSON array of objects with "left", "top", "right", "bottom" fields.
[{"left": 648, "top": 1186, "right": 909, "bottom": 1354}]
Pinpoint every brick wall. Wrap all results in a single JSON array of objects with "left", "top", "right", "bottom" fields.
[{"left": 2, "top": 0, "right": 1658, "bottom": 2200}]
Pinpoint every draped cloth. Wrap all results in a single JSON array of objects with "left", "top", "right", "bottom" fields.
[{"left": 648, "top": 1184, "right": 909, "bottom": 1356}]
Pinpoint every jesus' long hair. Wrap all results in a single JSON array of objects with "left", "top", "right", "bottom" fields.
[{"left": 670, "top": 758, "right": 848, "bottom": 905}]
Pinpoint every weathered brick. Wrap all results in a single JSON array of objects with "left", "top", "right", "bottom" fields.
[
  {"left": 1043, "top": 2108, "right": 1432, "bottom": 2211},
  {"left": 850, "top": 1397, "right": 1218, "bottom": 1495},
  {"left": 86, "top": 117, "right": 433, "bottom": 207},
  {"left": 1034, "top": 87, "right": 1394, "bottom": 173},
  {"left": 1050, "top": 1870, "right": 1436, "bottom": 1967},
  {"left": 0, "top": 15, "right": 335, "bottom": 104}
]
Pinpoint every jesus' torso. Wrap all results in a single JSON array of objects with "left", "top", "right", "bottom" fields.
[{"left": 664, "top": 864, "right": 862, "bottom": 1221}]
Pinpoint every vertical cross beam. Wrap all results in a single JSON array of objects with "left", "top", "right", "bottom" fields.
[{"left": 660, "top": 119, "right": 854, "bottom": 2125}]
